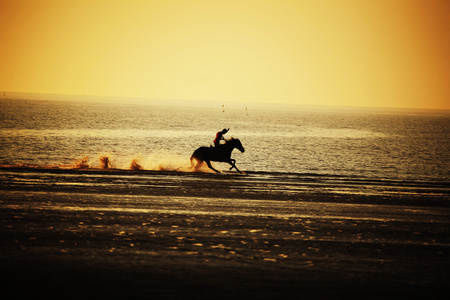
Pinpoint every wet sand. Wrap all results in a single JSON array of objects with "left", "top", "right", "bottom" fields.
[{"left": 1, "top": 167, "right": 449, "bottom": 299}]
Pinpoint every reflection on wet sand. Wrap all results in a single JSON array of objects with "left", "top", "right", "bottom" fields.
[{"left": 1, "top": 168, "right": 449, "bottom": 299}]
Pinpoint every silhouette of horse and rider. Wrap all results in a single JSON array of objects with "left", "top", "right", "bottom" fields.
[{"left": 191, "top": 128, "right": 245, "bottom": 173}]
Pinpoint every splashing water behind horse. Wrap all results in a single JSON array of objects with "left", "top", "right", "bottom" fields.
[{"left": 190, "top": 138, "right": 245, "bottom": 173}]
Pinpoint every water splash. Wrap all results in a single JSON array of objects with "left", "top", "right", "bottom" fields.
[
  {"left": 4, "top": 153, "right": 216, "bottom": 173},
  {"left": 74, "top": 156, "right": 89, "bottom": 169},
  {"left": 139, "top": 153, "right": 211, "bottom": 172},
  {"left": 130, "top": 159, "right": 143, "bottom": 170},
  {"left": 91, "top": 152, "right": 214, "bottom": 173},
  {"left": 99, "top": 156, "right": 111, "bottom": 169}
]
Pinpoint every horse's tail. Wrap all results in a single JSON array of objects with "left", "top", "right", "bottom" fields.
[
  {"left": 190, "top": 153, "right": 195, "bottom": 167},
  {"left": 190, "top": 149, "right": 201, "bottom": 168},
  {"left": 191, "top": 147, "right": 207, "bottom": 170}
]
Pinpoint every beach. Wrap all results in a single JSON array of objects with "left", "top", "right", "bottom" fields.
[
  {"left": 2, "top": 0, "right": 450, "bottom": 297},
  {"left": 1, "top": 167, "right": 449, "bottom": 299}
]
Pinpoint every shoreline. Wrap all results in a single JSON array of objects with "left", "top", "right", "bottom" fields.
[{"left": 1, "top": 165, "right": 449, "bottom": 208}]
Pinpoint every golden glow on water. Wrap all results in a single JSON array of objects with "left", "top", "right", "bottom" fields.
[{"left": 1, "top": 0, "right": 449, "bottom": 109}]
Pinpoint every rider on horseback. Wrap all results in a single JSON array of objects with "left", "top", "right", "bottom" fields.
[
  {"left": 192, "top": 135, "right": 245, "bottom": 173},
  {"left": 214, "top": 128, "right": 229, "bottom": 147}
]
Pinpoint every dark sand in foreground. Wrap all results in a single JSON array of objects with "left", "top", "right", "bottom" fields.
[{"left": 1, "top": 167, "right": 449, "bottom": 299}]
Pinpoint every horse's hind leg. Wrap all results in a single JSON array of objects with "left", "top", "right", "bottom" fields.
[{"left": 205, "top": 160, "right": 220, "bottom": 173}]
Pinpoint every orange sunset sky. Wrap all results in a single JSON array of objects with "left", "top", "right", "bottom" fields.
[{"left": 0, "top": 0, "right": 449, "bottom": 109}]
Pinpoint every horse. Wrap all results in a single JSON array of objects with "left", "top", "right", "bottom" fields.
[{"left": 190, "top": 138, "right": 245, "bottom": 173}]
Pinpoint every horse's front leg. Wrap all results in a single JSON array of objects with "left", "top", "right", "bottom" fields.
[
  {"left": 228, "top": 159, "right": 242, "bottom": 173},
  {"left": 228, "top": 159, "right": 236, "bottom": 171}
]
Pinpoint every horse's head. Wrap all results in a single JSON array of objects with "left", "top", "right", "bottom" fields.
[{"left": 227, "top": 137, "right": 245, "bottom": 153}]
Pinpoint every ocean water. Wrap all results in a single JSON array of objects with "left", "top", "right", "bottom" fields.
[{"left": 0, "top": 98, "right": 449, "bottom": 186}]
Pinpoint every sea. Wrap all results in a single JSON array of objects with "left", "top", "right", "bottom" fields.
[{"left": 0, "top": 98, "right": 449, "bottom": 200}]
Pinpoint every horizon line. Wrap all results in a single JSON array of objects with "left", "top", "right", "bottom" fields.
[{"left": 1, "top": 90, "right": 449, "bottom": 112}]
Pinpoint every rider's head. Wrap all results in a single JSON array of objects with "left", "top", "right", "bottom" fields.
[{"left": 222, "top": 128, "right": 229, "bottom": 134}]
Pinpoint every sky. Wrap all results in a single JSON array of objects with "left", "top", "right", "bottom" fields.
[{"left": 0, "top": 0, "right": 449, "bottom": 109}]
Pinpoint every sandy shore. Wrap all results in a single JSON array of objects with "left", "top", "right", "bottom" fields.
[{"left": 1, "top": 167, "right": 449, "bottom": 299}]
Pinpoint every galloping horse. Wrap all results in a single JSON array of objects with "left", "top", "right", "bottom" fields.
[{"left": 190, "top": 138, "right": 245, "bottom": 173}]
